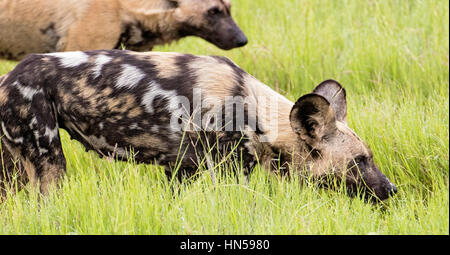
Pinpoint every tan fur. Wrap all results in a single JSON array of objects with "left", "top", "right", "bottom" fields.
[
  {"left": 241, "top": 73, "right": 294, "bottom": 142},
  {"left": 18, "top": 105, "right": 29, "bottom": 119},
  {"left": 38, "top": 160, "right": 65, "bottom": 195},
  {"left": 0, "top": 87, "right": 8, "bottom": 106},
  {"left": 20, "top": 158, "right": 38, "bottom": 188},
  {"left": 78, "top": 78, "right": 98, "bottom": 102},
  {"left": 103, "top": 87, "right": 114, "bottom": 96},
  {"left": 1, "top": 140, "right": 38, "bottom": 190},
  {"left": 191, "top": 56, "right": 237, "bottom": 101},
  {"left": 106, "top": 94, "right": 138, "bottom": 114},
  {"left": 0, "top": 0, "right": 162, "bottom": 55},
  {"left": 0, "top": 0, "right": 87, "bottom": 58},
  {"left": 64, "top": 0, "right": 122, "bottom": 51},
  {"left": 239, "top": 74, "right": 305, "bottom": 172},
  {"left": 125, "top": 134, "right": 169, "bottom": 152},
  {"left": 0, "top": 141, "right": 28, "bottom": 199},
  {"left": 0, "top": 74, "right": 7, "bottom": 85},
  {"left": 127, "top": 106, "right": 143, "bottom": 118},
  {"left": 0, "top": 74, "right": 9, "bottom": 106},
  {"left": 149, "top": 52, "right": 182, "bottom": 79},
  {"left": 73, "top": 77, "right": 141, "bottom": 117},
  {"left": 128, "top": 51, "right": 184, "bottom": 79}
]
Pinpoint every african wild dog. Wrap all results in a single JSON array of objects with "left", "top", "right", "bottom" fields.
[
  {"left": 0, "top": 0, "right": 247, "bottom": 60},
  {"left": 0, "top": 50, "right": 397, "bottom": 201}
]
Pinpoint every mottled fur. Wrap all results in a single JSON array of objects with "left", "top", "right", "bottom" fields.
[
  {"left": 0, "top": 50, "right": 396, "bottom": 201},
  {"left": 0, "top": 0, "right": 247, "bottom": 60}
]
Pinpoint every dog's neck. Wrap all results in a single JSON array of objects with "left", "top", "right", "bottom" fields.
[
  {"left": 119, "top": 0, "right": 180, "bottom": 32},
  {"left": 239, "top": 75, "right": 312, "bottom": 172},
  {"left": 117, "top": 10, "right": 181, "bottom": 50},
  {"left": 117, "top": 1, "right": 181, "bottom": 50}
]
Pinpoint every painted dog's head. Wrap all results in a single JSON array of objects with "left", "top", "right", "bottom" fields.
[
  {"left": 289, "top": 80, "right": 397, "bottom": 201},
  {"left": 173, "top": 0, "right": 248, "bottom": 49}
]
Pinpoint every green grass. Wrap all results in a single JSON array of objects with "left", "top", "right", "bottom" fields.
[{"left": 0, "top": 0, "right": 448, "bottom": 234}]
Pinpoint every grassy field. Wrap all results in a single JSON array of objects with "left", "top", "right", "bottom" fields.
[{"left": 0, "top": 0, "right": 448, "bottom": 234}]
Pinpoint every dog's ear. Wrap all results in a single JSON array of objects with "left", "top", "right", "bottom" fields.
[
  {"left": 290, "top": 94, "right": 337, "bottom": 147},
  {"left": 222, "top": 0, "right": 232, "bottom": 9},
  {"left": 312, "top": 79, "right": 347, "bottom": 123}
]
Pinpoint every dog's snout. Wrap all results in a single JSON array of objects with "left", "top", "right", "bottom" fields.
[
  {"left": 236, "top": 36, "right": 248, "bottom": 47},
  {"left": 234, "top": 33, "right": 248, "bottom": 47},
  {"left": 389, "top": 183, "right": 398, "bottom": 196}
]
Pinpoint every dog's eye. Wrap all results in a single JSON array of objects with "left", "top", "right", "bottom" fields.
[
  {"left": 208, "top": 7, "right": 222, "bottom": 16},
  {"left": 168, "top": 0, "right": 179, "bottom": 8},
  {"left": 351, "top": 155, "right": 368, "bottom": 169},
  {"left": 357, "top": 155, "right": 367, "bottom": 163}
]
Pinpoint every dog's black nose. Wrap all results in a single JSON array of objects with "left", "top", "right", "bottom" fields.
[
  {"left": 235, "top": 34, "right": 248, "bottom": 47},
  {"left": 389, "top": 184, "right": 398, "bottom": 196}
]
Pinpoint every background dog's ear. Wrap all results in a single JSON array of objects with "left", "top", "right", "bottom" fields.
[
  {"left": 290, "top": 94, "right": 337, "bottom": 147},
  {"left": 313, "top": 79, "right": 347, "bottom": 123},
  {"left": 223, "top": 0, "right": 232, "bottom": 9}
]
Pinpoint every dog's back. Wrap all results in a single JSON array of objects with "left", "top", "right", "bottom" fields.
[{"left": 0, "top": 50, "right": 257, "bottom": 194}]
